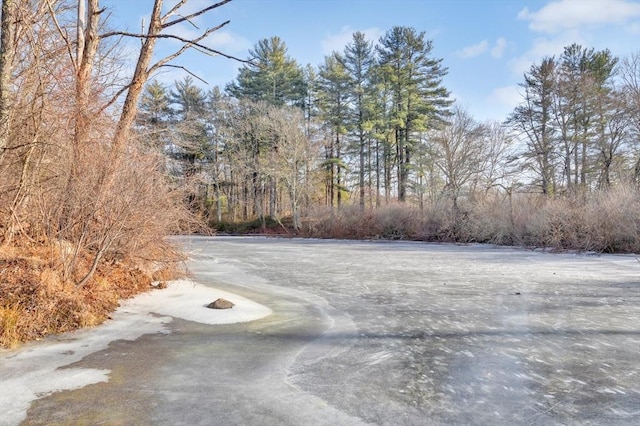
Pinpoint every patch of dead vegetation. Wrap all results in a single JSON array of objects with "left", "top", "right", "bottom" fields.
[
  {"left": 300, "top": 185, "right": 640, "bottom": 253},
  {"left": 0, "top": 239, "right": 185, "bottom": 349}
]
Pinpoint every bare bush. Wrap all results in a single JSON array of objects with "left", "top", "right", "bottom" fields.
[
  {"left": 372, "top": 204, "right": 422, "bottom": 240},
  {"left": 0, "top": 0, "right": 234, "bottom": 347},
  {"left": 466, "top": 195, "right": 515, "bottom": 245},
  {"left": 584, "top": 186, "right": 640, "bottom": 253},
  {"left": 301, "top": 184, "right": 640, "bottom": 253}
]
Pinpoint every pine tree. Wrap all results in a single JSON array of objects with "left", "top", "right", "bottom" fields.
[
  {"left": 317, "top": 52, "right": 351, "bottom": 207},
  {"left": 508, "top": 57, "right": 558, "bottom": 195},
  {"left": 226, "top": 36, "right": 305, "bottom": 107},
  {"left": 169, "top": 76, "right": 208, "bottom": 179},
  {"left": 205, "top": 87, "right": 230, "bottom": 222},
  {"left": 368, "top": 63, "right": 395, "bottom": 205},
  {"left": 342, "top": 31, "right": 375, "bottom": 208},
  {"left": 137, "top": 80, "right": 171, "bottom": 151},
  {"left": 302, "top": 63, "right": 319, "bottom": 138},
  {"left": 377, "top": 26, "right": 451, "bottom": 202},
  {"left": 587, "top": 49, "right": 619, "bottom": 188},
  {"left": 619, "top": 52, "right": 640, "bottom": 185}
]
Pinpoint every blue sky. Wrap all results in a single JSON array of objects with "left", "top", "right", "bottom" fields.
[{"left": 103, "top": 0, "right": 640, "bottom": 122}]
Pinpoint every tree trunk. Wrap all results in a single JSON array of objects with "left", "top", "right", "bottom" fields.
[
  {"left": 269, "top": 177, "right": 276, "bottom": 218},
  {"left": 336, "top": 133, "right": 342, "bottom": 208},
  {"left": 358, "top": 105, "right": 365, "bottom": 209},
  {"left": 384, "top": 134, "right": 391, "bottom": 204},
  {"left": 375, "top": 138, "right": 381, "bottom": 207},
  {"left": 0, "top": 0, "right": 15, "bottom": 155},
  {"left": 76, "top": 0, "right": 85, "bottom": 64},
  {"left": 75, "top": 0, "right": 100, "bottom": 141},
  {"left": 111, "top": 0, "right": 163, "bottom": 160},
  {"left": 396, "top": 127, "right": 402, "bottom": 201}
]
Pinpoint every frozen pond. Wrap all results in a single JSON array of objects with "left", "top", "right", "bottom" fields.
[{"left": 1, "top": 236, "right": 639, "bottom": 425}]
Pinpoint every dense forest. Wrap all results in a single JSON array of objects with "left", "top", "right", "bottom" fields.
[{"left": 0, "top": 0, "right": 638, "bottom": 347}]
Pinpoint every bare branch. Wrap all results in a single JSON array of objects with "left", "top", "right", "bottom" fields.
[
  {"left": 162, "top": 0, "right": 232, "bottom": 29},
  {"left": 100, "top": 30, "right": 146, "bottom": 39},
  {"left": 103, "top": 20, "right": 251, "bottom": 67},
  {"left": 44, "top": 0, "right": 77, "bottom": 71},
  {"left": 148, "top": 29, "right": 214, "bottom": 75},
  {"left": 102, "top": 19, "right": 228, "bottom": 42},
  {"left": 159, "top": 64, "right": 209, "bottom": 85},
  {"left": 177, "top": 14, "right": 201, "bottom": 30},
  {"left": 162, "top": 0, "right": 188, "bottom": 21},
  {"left": 97, "top": 83, "right": 133, "bottom": 115}
]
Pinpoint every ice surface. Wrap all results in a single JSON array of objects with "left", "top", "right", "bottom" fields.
[
  {"left": 1, "top": 237, "right": 638, "bottom": 425},
  {"left": 0, "top": 278, "right": 271, "bottom": 425}
]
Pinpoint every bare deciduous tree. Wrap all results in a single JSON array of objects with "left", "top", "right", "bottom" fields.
[
  {"left": 266, "top": 106, "right": 317, "bottom": 230},
  {"left": 430, "top": 106, "right": 486, "bottom": 210},
  {"left": 1, "top": 0, "right": 239, "bottom": 286},
  {"left": 0, "top": 0, "right": 15, "bottom": 154},
  {"left": 619, "top": 52, "right": 640, "bottom": 183}
]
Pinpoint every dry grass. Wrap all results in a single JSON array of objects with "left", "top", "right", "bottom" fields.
[
  {"left": 301, "top": 185, "right": 640, "bottom": 253},
  {"left": 0, "top": 239, "right": 185, "bottom": 349}
]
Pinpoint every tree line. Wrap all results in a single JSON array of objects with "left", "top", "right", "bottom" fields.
[
  {"left": 138, "top": 31, "right": 640, "bottom": 229},
  {"left": 509, "top": 44, "right": 639, "bottom": 194}
]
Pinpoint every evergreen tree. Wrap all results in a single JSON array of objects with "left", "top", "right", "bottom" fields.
[
  {"left": 302, "top": 63, "right": 319, "bottom": 138},
  {"left": 587, "top": 49, "right": 619, "bottom": 188},
  {"left": 205, "top": 87, "right": 230, "bottom": 222},
  {"left": 226, "top": 36, "right": 305, "bottom": 107},
  {"left": 377, "top": 26, "right": 451, "bottom": 202},
  {"left": 368, "top": 62, "right": 395, "bottom": 205},
  {"left": 169, "top": 76, "right": 209, "bottom": 179},
  {"left": 342, "top": 31, "right": 375, "bottom": 208},
  {"left": 559, "top": 44, "right": 603, "bottom": 189},
  {"left": 619, "top": 52, "right": 640, "bottom": 184},
  {"left": 170, "top": 76, "right": 207, "bottom": 118},
  {"left": 137, "top": 80, "right": 171, "bottom": 151},
  {"left": 508, "top": 57, "right": 558, "bottom": 195},
  {"left": 317, "top": 52, "right": 351, "bottom": 207}
]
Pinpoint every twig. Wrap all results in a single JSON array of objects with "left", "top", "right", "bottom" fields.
[
  {"left": 162, "top": 0, "right": 232, "bottom": 29},
  {"left": 159, "top": 65, "right": 209, "bottom": 85}
]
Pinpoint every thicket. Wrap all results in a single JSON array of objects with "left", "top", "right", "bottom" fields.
[
  {"left": 0, "top": 0, "right": 230, "bottom": 348},
  {"left": 301, "top": 186, "right": 640, "bottom": 253}
]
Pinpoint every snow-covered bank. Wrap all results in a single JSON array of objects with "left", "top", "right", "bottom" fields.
[
  {"left": 123, "top": 279, "right": 273, "bottom": 325},
  {"left": 0, "top": 279, "right": 272, "bottom": 426}
]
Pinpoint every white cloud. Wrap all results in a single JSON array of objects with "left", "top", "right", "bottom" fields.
[
  {"left": 321, "top": 26, "right": 383, "bottom": 55},
  {"left": 456, "top": 38, "right": 508, "bottom": 60},
  {"left": 511, "top": 0, "right": 639, "bottom": 78},
  {"left": 202, "top": 30, "right": 252, "bottom": 54},
  {"left": 487, "top": 85, "right": 521, "bottom": 109},
  {"left": 508, "top": 30, "right": 582, "bottom": 76},
  {"left": 490, "top": 37, "right": 508, "bottom": 59},
  {"left": 474, "top": 85, "right": 523, "bottom": 121},
  {"left": 518, "top": 0, "right": 640, "bottom": 34},
  {"left": 456, "top": 40, "right": 489, "bottom": 58}
]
